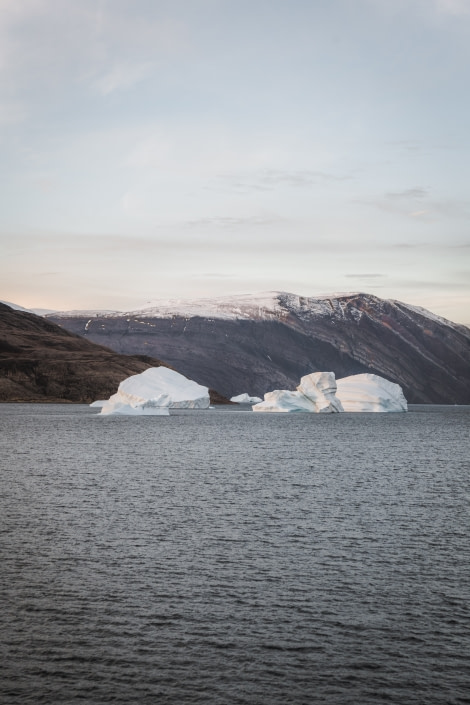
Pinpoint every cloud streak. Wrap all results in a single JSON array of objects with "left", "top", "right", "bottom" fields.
[
  {"left": 214, "top": 169, "right": 354, "bottom": 194},
  {"left": 359, "top": 188, "right": 470, "bottom": 221},
  {"left": 93, "top": 62, "right": 155, "bottom": 96}
]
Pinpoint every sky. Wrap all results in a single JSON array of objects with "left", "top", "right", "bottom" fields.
[{"left": 0, "top": 0, "right": 469, "bottom": 322}]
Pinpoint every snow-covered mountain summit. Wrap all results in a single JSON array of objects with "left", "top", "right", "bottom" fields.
[
  {"left": 128, "top": 291, "right": 289, "bottom": 320},
  {"left": 51, "top": 290, "right": 359, "bottom": 321}
]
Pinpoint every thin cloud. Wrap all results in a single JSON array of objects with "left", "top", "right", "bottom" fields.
[
  {"left": 385, "top": 187, "right": 429, "bottom": 200},
  {"left": 392, "top": 278, "right": 470, "bottom": 291},
  {"left": 391, "top": 243, "right": 421, "bottom": 248},
  {"left": 93, "top": 62, "right": 155, "bottom": 96},
  {"left": 386, "top": 140, "right": 458, "bottom": 152},
  {"left": 4, "top": 230, "right": 461, "bottom": 261},
  {"left": 198, "top": 273, "right": 236, "bottom": 279},
  {"left": 359, "top": 187, "right": 470, "bottom": 221},
  {"left": 386, "top": 140, "right": 423, "bottom": 152},
  {"left": 214, "top": 169, "right": 353, "bottom": 194},
  {"left": 186, "top": 215, "right": 283, "bottom": 228},
  {"left": 344, "top": 273, "right": 386, "bottom": 279}
]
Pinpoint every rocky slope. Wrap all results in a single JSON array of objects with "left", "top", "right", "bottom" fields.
[
  {"left": 47, "top": 292, "right": 470, "bottom": 404},
  {"left": 0, "top": 303, "right": 228, "bottom": 404}
]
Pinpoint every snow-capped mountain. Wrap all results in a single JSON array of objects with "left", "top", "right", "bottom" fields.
[{"left": 47, "top": 291, "right": 470, "bottom": 404}]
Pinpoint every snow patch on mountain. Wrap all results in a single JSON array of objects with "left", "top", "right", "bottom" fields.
[
  {"left": 393, "top": 301, "right": 466, "bottom": 330},
  {"left": 47, "top": 291, "right": 464, "bottom": 335},
  {"left": 128, "top": 292, "right": 288, "bottom": 320},
  {"left": 51, "top": 291, "right": 368, "bottom": 322},
  {"left": 52, "top": 308, "right": 121, "bottom": 318}
]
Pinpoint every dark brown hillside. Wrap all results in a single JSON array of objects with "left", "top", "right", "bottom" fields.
[{"left": 0, "top": 303, "right": 228, "bottom": 404}]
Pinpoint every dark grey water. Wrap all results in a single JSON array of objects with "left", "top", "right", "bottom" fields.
[{"left": 1, "top": 404, "right": 469, "bottom": 705}]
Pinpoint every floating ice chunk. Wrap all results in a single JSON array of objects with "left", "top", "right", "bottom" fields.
[
  {"left": 89, "top": 400, "right": 106, "bottom": 408},
  {"left": 253, "top": 372, "right": 343, "bottom": 413},
  {"left": 230, "top": 393, "right": 263, "bottom": 404},
  {"left": 100, "top": 367, "right": 210, "bottom": 415},
  {"left": 252, "top": 389, "right": 316, "bottom": 413},
  {"left": 336, "top": 373, "right": 407, "bottom": 412}
]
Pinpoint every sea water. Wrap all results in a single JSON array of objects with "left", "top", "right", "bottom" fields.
[{"left": 1, "top": 404, "right": 469, "bottom": 704}]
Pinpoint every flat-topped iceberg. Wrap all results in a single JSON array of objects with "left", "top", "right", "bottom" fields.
[
  {"left": 336, "top": 373, "right": 407, "bottom": 412},
  {"left": 230, "top": 393, "right": 263, "bottom": 404},
  {"left": 99, "top": 367, "right": 210, "bottom": 415},
  {"left": 253, "top": 371, "right": 344, "bottom": 413},
  {"left": 252, "top": 371, "right": 407, "bottom": 413}
]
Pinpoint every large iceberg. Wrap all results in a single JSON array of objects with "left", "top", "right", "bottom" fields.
[
  {"left": 230, "top": 393, "right": 263, "bottom": 404},
  {"left": 336, "top": 373, "right": 407, "bottom": 412},
  {"left": 253, "top": 371, "right": 344, "bottom": 413},
  {"left": 252, "top": 371, "right": 407, "bottom": 413},
  {"left": 100, "top": 367, "right": 210, "bottom": 415}
]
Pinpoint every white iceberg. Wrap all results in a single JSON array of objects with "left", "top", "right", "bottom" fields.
[
  {"left": 230, "top": 393, "right": 263, "bottom": 404},
  {"left": 89, "top": 400, "right": 106, "bottom": 408},
  {"left": 336, "top": 373, "right": 407, "bottom": 412},
  {"left": 100, "top": 367, "right": 210, "bottom": 415},
  {"left": 252, "top": 371, "right": 407, "bottom": 413},
  {"left": 253, "top": 371, "right": 344, "bottom": 413}
]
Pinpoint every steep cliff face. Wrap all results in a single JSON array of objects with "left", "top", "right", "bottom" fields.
[{"left": 47, "top": 292, "right": 470, "bottom": 404}]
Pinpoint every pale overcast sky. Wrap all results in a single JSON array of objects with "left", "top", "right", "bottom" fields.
[{"left": 1, "top": 0, "right": 469, "bottom": 322}]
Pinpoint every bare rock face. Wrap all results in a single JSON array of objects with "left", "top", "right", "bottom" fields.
[{"left": 46, "top": 292, "right": 470, "bottom": 404}]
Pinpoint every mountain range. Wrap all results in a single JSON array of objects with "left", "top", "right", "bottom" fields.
[{"left": 46, "top": 291, "right": 470, "bottom": 404}]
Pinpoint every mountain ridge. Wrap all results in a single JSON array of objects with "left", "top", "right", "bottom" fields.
[
  {"left": 46, "top": 292, "right": 470, "bottom": 404},
  {"left": 48, "top": 290, "right": 468, "bottom": 331}
]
